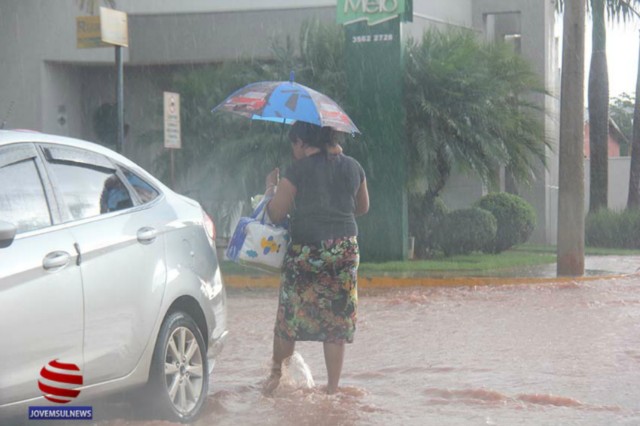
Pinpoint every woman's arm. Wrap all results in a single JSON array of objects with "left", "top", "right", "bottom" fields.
[
  {"left": 266, "top": 178, "right": 296, "bottom": 223},
  {"left": 355, "top": 179, "right": 369, "bottom": 216}
]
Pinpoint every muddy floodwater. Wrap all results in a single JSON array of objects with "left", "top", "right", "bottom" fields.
[{"left": 93, "top": 274, "right": 640, "bottom": 425}]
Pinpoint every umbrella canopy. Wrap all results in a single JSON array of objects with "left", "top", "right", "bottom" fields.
[{"left": 212, "top": 80, "right": 360, "bottom": 134}]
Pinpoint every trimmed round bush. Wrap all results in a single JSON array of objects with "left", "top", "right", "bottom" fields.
[
  {"left": 434, "top": 207, "right": 497, "bottom": 256},
  {"left": 475, "top": 192, "right": 536, "bottom": 253}
]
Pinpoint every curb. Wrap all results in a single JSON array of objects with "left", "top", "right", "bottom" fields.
[{"left": 223, "top": 272, "right": 631, "bottom": 289}]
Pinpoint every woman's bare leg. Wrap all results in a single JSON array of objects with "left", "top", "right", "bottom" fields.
[
  {"left": 323, "top": 342, "right": 345, "bottom": 394},
  {"left": 263, "top": 335, "right": 295, "bottom": 394},
  {"left": 273, "top": 334, "right": 295, "bottom": 367}
]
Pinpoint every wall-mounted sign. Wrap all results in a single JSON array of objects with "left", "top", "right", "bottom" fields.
[
  {"left": 76, "top": 16, "right": 110, "bottom": 48},
  {"left": 164, "top": 92, "right": 181, "bottom": 149},
  {"left": 337, "top": 0, "right": 412, "bottom": 26},
  {"left": 99, "top": 7, "right": 128, "bottom": 47}
]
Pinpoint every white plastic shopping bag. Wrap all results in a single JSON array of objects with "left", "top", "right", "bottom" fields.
[{"left": 225, "top": 197, "right": 289, "bottom": 274}]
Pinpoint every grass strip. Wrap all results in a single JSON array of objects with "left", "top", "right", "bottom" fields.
[{"left": 219, "top": 244, "right": 640, "bottom": 276}]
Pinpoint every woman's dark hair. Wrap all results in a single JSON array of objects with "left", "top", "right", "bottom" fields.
[{"left": 288, "top": 121, "right": 337, "bottom": 153}]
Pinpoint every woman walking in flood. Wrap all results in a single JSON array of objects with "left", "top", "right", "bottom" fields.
[{"left": 262, "top": 121, "right": 369, "bottom": 394}]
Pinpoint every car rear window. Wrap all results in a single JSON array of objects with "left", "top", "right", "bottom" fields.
[
  {"left": 48, "top": 162, "right": 134, "bottom": 221},
  {"left": 40, "top": 145, "right": 135, "bottom": 221}
]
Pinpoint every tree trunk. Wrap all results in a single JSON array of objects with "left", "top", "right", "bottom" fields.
[
  {"left": 588, "top": 0, "right": 610, "bottom": 212},
  {"left": 627, "top": 32, "right": 640, "bottom": 209},
  {"left": 557, "top": 0, "right": 586, "bottom": 276}
]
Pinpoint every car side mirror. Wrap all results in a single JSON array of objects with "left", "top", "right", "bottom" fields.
[{"left": 0, "top": 221, "right": 17, "bottom": 248}]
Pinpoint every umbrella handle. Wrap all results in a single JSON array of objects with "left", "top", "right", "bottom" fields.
[{"left": 279, "top": 118, "right": 287, "bottom": 144}]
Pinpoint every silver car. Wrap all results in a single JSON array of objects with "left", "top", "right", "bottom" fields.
[{"left": 0, "top": 130, "right": 227, "bottom": 423}]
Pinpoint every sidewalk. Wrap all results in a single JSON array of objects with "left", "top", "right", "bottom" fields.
[{"left": 222, "top": 255, "right": 640, "bottom": 289}]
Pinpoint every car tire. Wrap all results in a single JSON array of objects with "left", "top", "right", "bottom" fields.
[{"left": 148, "top": 311, "right": 208, "bottom": 423}]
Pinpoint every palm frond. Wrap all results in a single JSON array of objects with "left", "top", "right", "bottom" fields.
[{"left": 405, "top": 29, "right": 548, "bottom": 193}]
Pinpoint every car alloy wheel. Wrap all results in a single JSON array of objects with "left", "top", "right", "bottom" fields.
[
  {"left": 163, "top": 326, "right": 204, "bottom": 414},
  {"left": 149, "top": 311, "right": 208, "bottom": 423}
]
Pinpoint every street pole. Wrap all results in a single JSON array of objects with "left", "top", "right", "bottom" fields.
[
  {"left": 170, "top": 150, "right": 175, "bottom": 190},
  {"left": 115, "top": 45, "right": 124, "bottom": 155}
]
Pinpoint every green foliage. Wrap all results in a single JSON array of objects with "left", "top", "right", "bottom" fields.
[
  {"left": 475, "top": 192, "right": 536, "bottom": 253},
  {"left": 434, "top": 207, "right": 497, "bottom": 256},
  {"left": 408, "top": 195, "right": 448, "bottom": 258},
  {"left": 610, "top": 92, "right": 633, "bottom": 155},
  {"left": 297, "top": 19, "right": 347, "bottom": 101},
  {"left": 404, "top": 29, "right": 549, "bottom": 197},
  {"left": 586, "top": 208, "right": 640, "bottom": 248}
]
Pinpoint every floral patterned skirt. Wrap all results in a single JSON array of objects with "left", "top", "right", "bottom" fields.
[{"left": 274, "top": 236, "right": 359, "bottom": 344}]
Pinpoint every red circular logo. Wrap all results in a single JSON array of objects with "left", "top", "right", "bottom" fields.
[{"left": 38, "top": 360, "right": 83, "bottom": 404}]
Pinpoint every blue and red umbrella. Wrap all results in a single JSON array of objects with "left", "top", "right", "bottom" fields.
[{"left": 212, "top": 74, "right": 360, "bottom": 134}]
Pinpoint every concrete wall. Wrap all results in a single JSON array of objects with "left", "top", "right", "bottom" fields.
[
  {"left": 41, "top": 64, "right": 85, "bottom": 137},
  {"left": 584, "top": 157, "right": 631, "bottom": 212},
  {"left": 128, "top": 8, "right": 334, "bottom": 64},
  {"left": 440, "top": 170, "right": 486, "bottom": 211},
  {"left": 120, "top": 0, "right": 335, "bottom": 15},
  {"left": 404, "top": 0, "right": 475, "bottom": 41}
]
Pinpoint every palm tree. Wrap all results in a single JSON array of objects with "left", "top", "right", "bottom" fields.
[
  {"left": 588, "top": 0, "right": 611, "bottom": 212},
  {"left": 557, "top": 0, "right": 587, "bottom": 276},
  {"left": 628, "top": 33, "right": 640, "bottom": 208}
]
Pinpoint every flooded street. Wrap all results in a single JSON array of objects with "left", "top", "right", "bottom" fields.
[
  {"left": 82, "top": 274, "right": 640, "bottom": 425},
  {"left": 192, "top": 275, "right": 640, "bottom": 426}
]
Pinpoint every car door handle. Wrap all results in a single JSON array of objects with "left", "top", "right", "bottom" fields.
[
  {"left": 137, "top": 227, "right": 157, "bottom": 245},
  {"left": 43, "top": 251, "right": 71, "bottom": 270}
]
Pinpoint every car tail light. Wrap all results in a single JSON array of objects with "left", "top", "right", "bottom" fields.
[{"left": 203, "top": 211, "right": 216, "bottom": 241}]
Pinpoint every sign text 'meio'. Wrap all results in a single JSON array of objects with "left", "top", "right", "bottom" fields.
[{"left": 337, "top": 0, "right": 406, "bottom": 26}]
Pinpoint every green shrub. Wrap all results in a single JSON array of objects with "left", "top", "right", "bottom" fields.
[
  {"left": 434, "top": 207, "right": 497, "bottom": 256},
  {"left": 475, "top": 192, "right": 536, "bottom": 253},
  {"left": 586, "top": 209, "right": 640, "bottom": 249}
]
